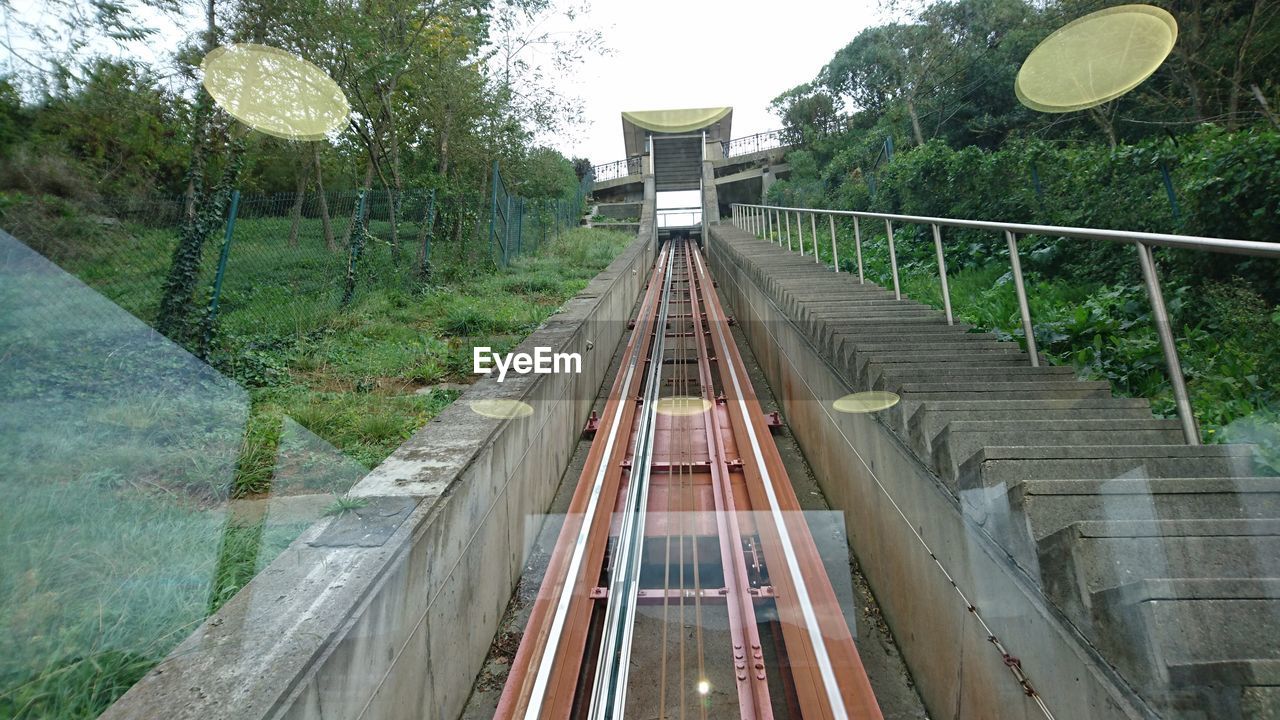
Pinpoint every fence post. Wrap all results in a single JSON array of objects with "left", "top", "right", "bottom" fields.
[
  {"left": 200, "top": 189, "right": 241, "bottom": 358},
  {"left": 420, "top": 188, "right": 436, "bottom": 279},
  {"left": 503, "top": 192, "right": 513, "bottom": 267},
  {"left": 488, "top": 159, "right": 501, "bottom": 267},
  {"left": 1160, "top": 161, "right": 1181, "bottom": 219},
  {"left": 514, "top": 197, "right": 524, "bottom": 258},
  {"left": 343, "top": 189, "right": 368, "bottom": 305}
]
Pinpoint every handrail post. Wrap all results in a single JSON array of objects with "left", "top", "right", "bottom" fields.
[
  {"left": 810, "top": 212, "right": 819, "bottom": 263},
  {"left": 755, "top": 207, "right": 762, "bottom": 237},
  {"left": 931, "top": 223, "right": 953, "bottom": 325},
  {"left": 766, "top": 207, "right": 773, "bottom": 243},
  {"left": 1005, "top": 230, "right": 1039, "bottom": 366},
  {"left": 785, "top": 210, "right": 793, "bottom": 251},
  {"left": 884, "top": 219, "right": 901, "bottom": 300},
  {"left": 853, "top": 216, "right": 864, "bottom": 283},
  {"left": 829, "top": 215, "right": 839, "bottom": 273},
  {"left": 1136, "top": 241, "right": 1200, "bottom": 444},
  {"left": 796, "top": 211, "right": 805, "bottom": 256}
]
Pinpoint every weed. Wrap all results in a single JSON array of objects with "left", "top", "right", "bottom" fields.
[{"left": 323, "top": 494, "right": 369, "bottom": 517}]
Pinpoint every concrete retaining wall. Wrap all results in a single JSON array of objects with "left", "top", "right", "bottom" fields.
[
  {"left": 103, "top": 219, "right": 656, "bottom": 720},
  {"left": 704, "top": 224, "right": 1153, "bottom": 720}
]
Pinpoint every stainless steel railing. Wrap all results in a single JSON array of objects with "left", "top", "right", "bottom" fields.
[{"left": 729, "top": 202, "right": 1280, "bottom": 445}]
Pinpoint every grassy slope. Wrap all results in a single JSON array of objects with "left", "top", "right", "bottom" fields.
[{"left": 0, "top": 199, "right": 633, "bottom": 719}]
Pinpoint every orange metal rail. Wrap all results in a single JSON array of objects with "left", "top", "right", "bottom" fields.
[{"left": 496, "top": 239, "right": 882, "bottom": 719}]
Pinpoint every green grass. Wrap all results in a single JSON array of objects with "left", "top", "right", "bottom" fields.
[{"left": 0, "top": 195, "right": 633, "bottom": 719}]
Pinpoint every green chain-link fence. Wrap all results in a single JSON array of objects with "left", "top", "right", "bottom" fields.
[
  {"left": 488, "top": 161, "right": 593, "bottom": 267},
  {"left": 21, "top": 166, "right": 593, "bottom": 364}
]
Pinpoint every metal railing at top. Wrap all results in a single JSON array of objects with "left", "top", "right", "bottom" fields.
[
  {"left": 591, "top": 129, "right": 791, "bottom": 183},
  {"left": 657, "top": 206, "right": 703, "bottom": 229},
  {"left": 722, "top": 129, "right": 786, "bottom": 158},
  {"left": 729, "top": 202, "right": 1280, "bottom": 446},
  {"left": 591, "top": 156, "right": 644, "bottom": 182}
]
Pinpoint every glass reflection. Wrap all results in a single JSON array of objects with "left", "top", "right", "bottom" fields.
[{"left": 0, "top": 230, "right": 366, "bottom": 716}]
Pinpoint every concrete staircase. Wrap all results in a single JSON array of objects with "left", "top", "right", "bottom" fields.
[
  {"left": 717, "top": 224, "right": 1280, "bottom": 719},
  {"left": 653, "top": 137, "right": 702, "bottom": 192}
]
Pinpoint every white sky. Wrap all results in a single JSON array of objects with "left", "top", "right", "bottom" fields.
[{"left": 551, "top": 0, "right": 883, "bottom": 164}]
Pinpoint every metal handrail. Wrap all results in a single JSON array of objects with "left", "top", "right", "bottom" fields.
[
  {"left": 722, "top": 129, "right": 786, "bottom": 158},
  {"left": 591, "top": 155, "right": 644, "bottom": 182},
  {"left": 730, "top": 202, "right": 1280, "bottom": 445},
  {"left": 593, "top": 129, "right": 791, "bottom": 182}
]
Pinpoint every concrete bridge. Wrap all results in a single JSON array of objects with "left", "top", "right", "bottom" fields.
[{"left": 589, "top": 107, "right": 790, "bottom": 229}]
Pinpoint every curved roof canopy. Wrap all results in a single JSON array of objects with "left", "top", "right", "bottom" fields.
[
  {"left": 1015, "top": 4, "right": 1177, "bottom": 113},
  {"left": 621, "top": 107, "right": 733, "bottom": 157}
]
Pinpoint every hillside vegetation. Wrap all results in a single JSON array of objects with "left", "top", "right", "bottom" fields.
[{"left": 769, "top": 0, "right": 1280, "bottom": 458}]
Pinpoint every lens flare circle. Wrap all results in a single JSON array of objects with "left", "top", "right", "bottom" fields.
[
  {"left": 200, "top": 43, "right": 350, "bottom": 140},
  {"left": 655, "top": 396, "right": 713, "bottom": 416},
  {"left": 1015, "top": 4, "right": 1177, "bottom": 113},
  {"left": 832, "top": 391, "right": 900, "bottom": 414},
  {"left": 469, "top": 398, "right": 534, "bottom": 420}
]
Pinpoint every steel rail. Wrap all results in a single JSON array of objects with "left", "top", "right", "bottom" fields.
[
  {"left": 587, "top": 244, "right": 676, "bottom": 718},
  {"left": 686, "top": 243, "right": 774, "bottom": 718},
  {"left": 694, "top": 247, "right": 883, "bottom": 720},
  {"left": 500, "top": 238, "right": 883, "bottom": 719},
  {"left": 497, "top": 243, "right": 671, "bottom": 720}
]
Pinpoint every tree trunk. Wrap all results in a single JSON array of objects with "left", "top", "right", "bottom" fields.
[
  {"left": 313, "top": 143, "right": 335, "bottom": 251},
  {"left": 1226, "top": 0, "right": 1263, "bottom": 131},
  {"left": 437, "top": 107, "right": 452, "bottom": 177},
  {"left": 1252, "top": 83, "right": 1280, "bottom": 129},
  {"left": 1087, "top": 104, "right": 1118, "bottom": 150},
  {"left": 906, "top": 96, "right": 925, "bottom": 146},
  {"left": 287, "top": 165, "right": 306, "bottom": 247}
]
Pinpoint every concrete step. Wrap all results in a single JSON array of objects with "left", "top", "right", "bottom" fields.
[
  {"left": 931, "top": 418, "right": 1185, "bottom": 487},
  {"left": 827, "top": 330, "right": 996, "bottom": 365},
  {"left": 979, "top": 476, "right": 1280, "bottom": 576},
  {"left": 894, "top": 385, "right": 1116, "bottom": 434},
  {"left": 799, "top": 300, "right": 936, "bottom": 313},
  {"left": 830, "top": 331, "right": 1001, "bottom": 360},
  {"left": 908, "top": 398, "right": 1155, "bottom": 458},
  {"left": 957, "top": 445, "right": 1265, "bottom": 491},
  {"left": 800, "top": 302, "right": 944, "bottom": 316},
  {"left": 1089, "top": 579, "right": 1280, "bottom": 704},
  {"left": 845, "top": 346, "right": 1030, "bottom": 382},
  {"left": 1037, "top": 519, "right": 1280, "bottom": 630},
  {"left": 874, "top": 365, "right": 1078, "bottom": 394},
  {"left": 862, "top": 354, "right": 1048, "bottom": 391}
]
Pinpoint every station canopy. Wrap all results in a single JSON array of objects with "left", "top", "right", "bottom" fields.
[{"left": 622, "top": 107, "right": 732, "bottom": 157}]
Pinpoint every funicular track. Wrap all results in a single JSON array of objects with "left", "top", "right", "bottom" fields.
[{"left": 496, "top": 238, "right": 882, "bottom": 719}]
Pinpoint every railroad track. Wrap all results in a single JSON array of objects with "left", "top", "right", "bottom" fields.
[{"left": 496, "top": 238, "right": 882, "bottom": 719}]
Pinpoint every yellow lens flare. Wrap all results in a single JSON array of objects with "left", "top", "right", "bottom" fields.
[
  {"left": 696, "top": 678, "right": 711, "bottom": 696},
  {"left": 1015, "top": 4, "right": 1177, "bottom": 113},
  {"left": 655, "top": 396, "right": 713, "bottom": 416},
  {"left": 832, "top": 391, "right": 900, "bottom": 414},
  {"left": 469, "top": 398, "right": 534, "bottom": 420},
  {"left": 200, "top": 43, "right": 350, "bottom": 140}
]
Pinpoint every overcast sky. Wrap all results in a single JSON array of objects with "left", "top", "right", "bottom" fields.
[{"left": 544, "top": 0, "right": 883, "bottom": 164}]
